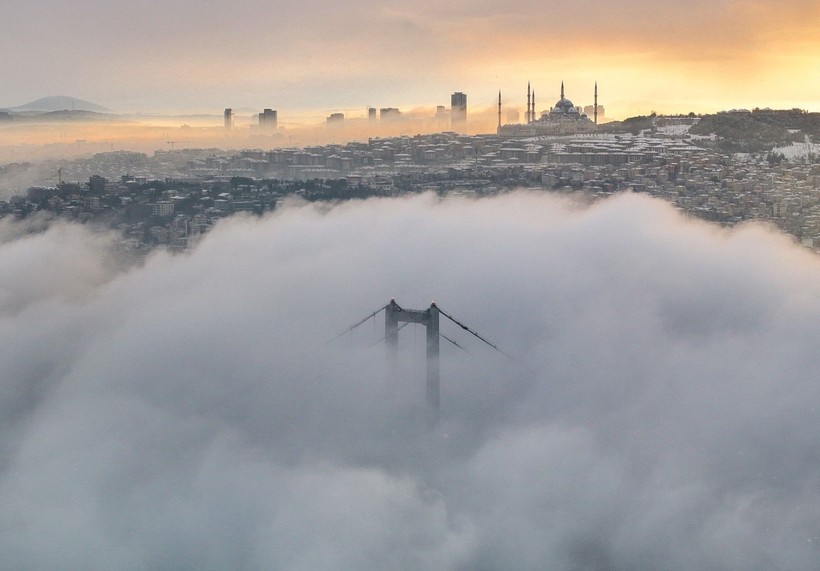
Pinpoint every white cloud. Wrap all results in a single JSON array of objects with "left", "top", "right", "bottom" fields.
[{"left": 1, "top": 192, "right": 819, "bottom": 568}]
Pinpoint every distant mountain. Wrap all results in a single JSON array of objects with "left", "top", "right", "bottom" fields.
[{"left": 4, "top": 96, "right": 110, "bottom": 113}]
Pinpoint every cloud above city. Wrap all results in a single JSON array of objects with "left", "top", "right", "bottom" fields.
[
  {"left": 2, "top": 0, "right": 818, "bottom": 115},
  {"left": 1, "top": 191, "right": 820, "bottom": 568}
]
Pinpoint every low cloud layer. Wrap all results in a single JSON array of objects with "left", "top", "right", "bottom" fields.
[{"left": 1, "top": 192, "right": 819, "bottom": 569}]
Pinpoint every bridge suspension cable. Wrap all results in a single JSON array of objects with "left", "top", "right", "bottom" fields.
[
  {"left": 331, "top": 301, "right": 515, "bottom": 361},
  {"left": 440, "top": 332, "right": 469, "bottom": 353},
  {"left": 435, "top": 305, "right": 519, "bottom": 363},
  {"left": 328, "top": 303, "right": 389, "bottom": 344},
  {"left": 368, "top": 321, "right": 410, "bottom": 348}
]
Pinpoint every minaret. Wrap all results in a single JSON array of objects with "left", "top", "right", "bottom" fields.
[
  {"left": 532, "top": 91, "right": 536, "bottom": 121},
  {"left": 527, "top": 82, "right": 531, "bottom": 123},
  {"left": 594, "top": 82, "right": 598, "bottom": 126},
  {"left": 561, "top": 81, "right": 565, "bottom": 100},
  {"left": 498, "top": 90, "right": 502, "bottom": 130}
]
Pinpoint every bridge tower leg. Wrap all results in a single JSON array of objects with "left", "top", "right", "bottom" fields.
[
  {"left": 385, "top": 299, "right": 400, "bottom": 368},
  {"left": 384, "top": 300, "right": 441, "bottom": 421},
  {"left": 426, "top": 303, "right": 440, "bottom": 418}
]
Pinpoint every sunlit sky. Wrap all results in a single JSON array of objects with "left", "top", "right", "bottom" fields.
[{"left": 3, "top": 0, "right": 819, "bottom": 120}]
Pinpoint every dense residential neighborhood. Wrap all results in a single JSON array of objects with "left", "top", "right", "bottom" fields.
[{"left": 2, "top": 114, "right": 819, "bottom": 254}]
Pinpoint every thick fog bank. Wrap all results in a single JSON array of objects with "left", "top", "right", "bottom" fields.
[{"left": 1, "top": 192, "right": 819, "bottom": 570}]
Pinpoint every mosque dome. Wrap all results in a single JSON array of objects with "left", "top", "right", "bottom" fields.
[
  {"left": 505, "top": 79, "right": 596, "bottom": 135},
  {"left": 550, "top": 98, "right": 575, "bottom": 115},
  {"left": 550, "top": 83, "right": 578, "bottom": 115}
]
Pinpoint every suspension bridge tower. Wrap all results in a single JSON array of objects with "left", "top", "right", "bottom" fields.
[
  {"left": 385, "top": 299, "right": 440, "bottom": 414},
  {"left": 334, "top": 298, "right": 512, "bottom": 424}
]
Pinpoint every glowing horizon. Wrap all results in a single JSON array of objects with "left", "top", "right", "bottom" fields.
[{"left": 1, "top": 0, "right": 817, "bottom": 120}]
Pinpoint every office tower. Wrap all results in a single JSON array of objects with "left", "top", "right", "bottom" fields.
[
  {"left": 451, "top": 92, "right": 467, "bottom": 129},
  {"left": 224, "top": 108, "right": 233, "bottom": 130},
  {"left": 259, "top": 108, "right": 278, "bottom": 130}
]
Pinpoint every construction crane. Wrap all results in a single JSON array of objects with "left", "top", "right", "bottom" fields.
[{"left": 48, "top": 168, "right": 64, "bottom": 186}]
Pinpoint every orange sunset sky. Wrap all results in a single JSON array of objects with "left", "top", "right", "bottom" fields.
[{"left": 2, "top": 0, "right": 819, "bottom": 121}]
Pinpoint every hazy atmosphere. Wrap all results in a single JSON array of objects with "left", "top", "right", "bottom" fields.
[
  {"left": 3, "top": 0, "right": 820, "bottom": 567},
  {"left": 2, "top": 0, "right": 819, "bottom": 117},
  {"left": 2, "top": 193, "right": 820, "bottom": 568}
]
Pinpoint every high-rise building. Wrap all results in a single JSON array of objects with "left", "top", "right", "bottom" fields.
[
  {"left": 259, "top": 108, "right": 278, "bottom": 130},
  {"left": 224, "top": 108, "right": 233, "bottom": 130},
  {"left": 327, "top": 112, "right": 344, "bottom": 126},
  {"left": 380, "top": 108, "right": 401, "bottom": 121},
  {"left": 368, "top": 107, "right": 377, "bottom": 121},
  {"left": 88, "top": 175, "right": 107, "bottom": 194},
  {"left": 451, "top": 92, "right": 467, "bottom": 129},
  {"left": 435, "top": 105, "right": 448, "bottom": 130}
]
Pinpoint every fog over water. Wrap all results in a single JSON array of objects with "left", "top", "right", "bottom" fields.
[{"left": 1, "top": 192, "right": 819, "bottom": 569}]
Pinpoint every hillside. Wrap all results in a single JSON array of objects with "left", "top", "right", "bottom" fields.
[
  {"left": 3, "top": 96, "right": 110, "bottom": 113},
  {"left": 597, "top": 115, "right": 657, "bottom": 135},
  {"left": 690, "top": 110, "right": 818, "bottom": 152}
]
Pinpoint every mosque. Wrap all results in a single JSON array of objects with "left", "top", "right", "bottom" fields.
[{"left": 497, "top": 82, "right": 598, "bottom": 136}]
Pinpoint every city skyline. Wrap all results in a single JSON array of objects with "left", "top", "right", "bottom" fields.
[
  {"left": 2, "top": 0, "right": 818, "bottom": 118},
  {"left": 4, "top": 1, "right": 820, "bottom": 565}
]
